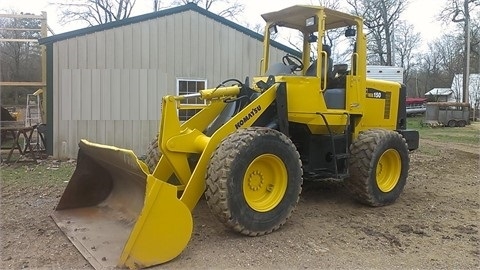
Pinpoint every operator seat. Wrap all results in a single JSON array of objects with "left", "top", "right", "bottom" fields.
[{"left": 306, "top": 44, "right": 333, "bottom": 79}]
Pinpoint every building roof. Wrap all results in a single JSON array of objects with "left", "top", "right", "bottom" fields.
[
  {"left": 38, "top": 3, "right": 297, "bottom": 55},
  {"left": 425, "top": 88, "right": 452, "bottom": 96}
]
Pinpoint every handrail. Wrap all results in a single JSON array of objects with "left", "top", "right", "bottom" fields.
[
  {"left": 350, "top": 53, "right": 359, "bottom": 76},
  {"left": 320, "top": 50, "right": 328, "bottom": 92}
]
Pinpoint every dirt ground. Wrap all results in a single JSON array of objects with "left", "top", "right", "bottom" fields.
[{"left": 1, "top": 129, "right": 479, "bottom": 269}]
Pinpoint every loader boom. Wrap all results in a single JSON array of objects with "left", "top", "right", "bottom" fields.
[{"left": 156, "top": 83, "right": 280, "bottom": 210}]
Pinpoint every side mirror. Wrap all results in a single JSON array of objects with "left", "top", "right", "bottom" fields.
[
  {"left": 308, "top": 33, "right": 317, "bottom": 43},
  {"left": 269, "top": 25, "right": 278, "bottom": 35},
  {"left": 345, "top": 27, "right": 356, "bottom": 37}
]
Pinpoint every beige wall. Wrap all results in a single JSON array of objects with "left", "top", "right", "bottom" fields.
[{"left": 52, "top": 10, "right": 289, "bottom": 159}]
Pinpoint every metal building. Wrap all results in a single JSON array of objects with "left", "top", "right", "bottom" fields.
[{"left": 39, "top": 3, "right": 295, "bottom": 159}]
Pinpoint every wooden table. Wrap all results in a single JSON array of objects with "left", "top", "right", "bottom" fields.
[{"left": 1, "top": 125, "right": 37, "bottom": 163}]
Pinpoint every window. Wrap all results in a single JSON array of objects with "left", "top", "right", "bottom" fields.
[{"left": 176, "top": 78, "right": 207, "bottom": 121}]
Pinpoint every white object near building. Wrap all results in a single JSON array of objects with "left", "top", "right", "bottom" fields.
[{"left": 366, "top": 66, "right": 404, "bottom": 84}]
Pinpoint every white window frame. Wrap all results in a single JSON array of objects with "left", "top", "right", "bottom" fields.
[{"left": 176, "top": 78, "right": 208, "bottom": 121}]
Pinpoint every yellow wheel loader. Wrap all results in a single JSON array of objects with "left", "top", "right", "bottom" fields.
[{"left": 53, "top": 5, "right": 419, "bottom": 269}]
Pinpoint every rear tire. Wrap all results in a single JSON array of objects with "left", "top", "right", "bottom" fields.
[
  {"left": 447, "top": 119, "right": 457, "bottom": 127},
  {"left": 205, "top": 127, "right": 303, "bottom": 236},
  {"left": 457, "top": 120, "right": 466, "bottom": 127},
  {"left": 345, "top": 129, "right": 409, "bottom": 206}
]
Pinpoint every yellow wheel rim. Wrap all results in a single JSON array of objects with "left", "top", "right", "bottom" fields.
[
  {"left": 376, "top": 149, "right": 401, "bottom": 192},
  {"left": 243, "top": 154, "right": 288, "bottom": 212}
]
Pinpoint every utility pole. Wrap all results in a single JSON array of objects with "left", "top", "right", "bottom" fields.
[
  {"left": 453, "top": 0, "right": 471, "bottom": 104},
  {"left": 463, "top": 0, "right": 470, "bottom": 104}
]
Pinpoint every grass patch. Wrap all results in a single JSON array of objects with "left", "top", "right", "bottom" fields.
[
  {"left": 0, "top": 117, "right": 477, "bottom": 187},
  {"left": 407, "top": 116, "right": 480, "bottom": 145},
  {"left": 416, "top": 143, "right": 442, "bottom": 156},
  {"left": 1, "top": 161, "right": 76, "bottom": 188}
]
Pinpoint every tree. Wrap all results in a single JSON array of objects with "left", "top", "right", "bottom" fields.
[
  {"left": 411, "top": 0, "right": 480, "bottom": 104},
  {"left": 53, "top": 0, "right": 244, "bottom": 27},
  {"left": 471, "top": 19, "right": 480, "bottom": 73},
  {"left": 416, "top": 44, "right": 449, "bottom": 97},
  {"left": 394, "top": 20, "right": 420, "bottom": 84},
  {"left": 153, "top": 0, "right": 164, "bottom": 11},
  {"left": 346, "top": 0, "right": 407, "bottom": 66},
  {"left": 54, "top": 0, "right": 137, "bottom": 27},
  {"left": 171, "top": 0, "right": 244, "bottom": 20},
  {"left": 0, "top": 16, "right": 42, "bottom": 82},
  {"left": 285, "top": 0, "right": 345, "bottom": 62},
  {"left": 316, "top": 0, "right": 343, "bottom": 54},
  {"left": 434, "top": 34, "right": 464, "bottom": 79},
  {"left": 439, "top": 0, "right": 480, "bottom": 103},
  {"left": 0, "top": 14, "right": 42, "bottom": 105}
]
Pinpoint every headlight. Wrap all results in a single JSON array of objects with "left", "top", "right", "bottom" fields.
[{"left": 306, "top": 16, "right": 316, "bottom": 27}]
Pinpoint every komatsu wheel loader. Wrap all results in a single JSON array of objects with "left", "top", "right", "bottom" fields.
[{"left": 52, "top": 5, "right": 419, "bottom": 269}]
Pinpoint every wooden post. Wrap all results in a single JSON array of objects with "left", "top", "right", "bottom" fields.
[{"left": 41, "top": 11, "right": 48, "bottom": 124}]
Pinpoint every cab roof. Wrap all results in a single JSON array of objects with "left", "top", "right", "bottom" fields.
[{"left": 261, "top": 5, "right": 361, "bottom": 32}]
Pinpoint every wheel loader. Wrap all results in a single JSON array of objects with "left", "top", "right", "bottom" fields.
[{"left": 52, "top": 5, "right": 419, "bottom": 269}]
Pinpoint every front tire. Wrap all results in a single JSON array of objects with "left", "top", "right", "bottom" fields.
[
  {"left": 205, "top": 127, "right": 303, "bottom": 236},
  {"left": 144, "top": 135, "right": 161, "bottom": 173},
  {"left": 345, "top": 129, "right": 409, "bottom": 206}
]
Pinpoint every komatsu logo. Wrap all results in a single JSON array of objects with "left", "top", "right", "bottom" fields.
[{"left": 235, "top": 105, "right": 262, "bottom": 129}]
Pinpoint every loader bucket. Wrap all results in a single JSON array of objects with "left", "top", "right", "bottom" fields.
[{"left": 52, "top": 139, "right": 193, "bottom": 269}]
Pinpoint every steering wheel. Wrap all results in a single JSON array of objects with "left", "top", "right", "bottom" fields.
[{"left": 282, "top": 54, "right": 304, "bottom": 71}]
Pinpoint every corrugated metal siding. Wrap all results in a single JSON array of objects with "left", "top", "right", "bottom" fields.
[
  {"left": 52, "top": 10, "right": 290, "bottom": 159},
  {"left": 60, "top": 69, "right": 164, "bottom": 121}
]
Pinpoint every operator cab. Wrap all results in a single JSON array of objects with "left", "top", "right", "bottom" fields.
[{"left": 259, "top": 5, "right": 366, "bottom": 108}]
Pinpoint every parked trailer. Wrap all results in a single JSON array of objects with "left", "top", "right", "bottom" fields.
[{"left": 424, "top": 102, "right": 471, "bottom": 127}]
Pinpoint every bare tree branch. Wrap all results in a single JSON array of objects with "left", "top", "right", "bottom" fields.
[
  {"left": 171, "top": 0, "right": 244, "bottom": 20},
  {"left": 53, "top": 0, "right": 137, "bottom": 27},
  {"left": 346, "top": 0, "right": 407, "bottom": 66}
]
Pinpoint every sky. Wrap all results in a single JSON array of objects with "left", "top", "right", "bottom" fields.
[{"left": 0, "top": 0, "right": 446, "bottom": 47}]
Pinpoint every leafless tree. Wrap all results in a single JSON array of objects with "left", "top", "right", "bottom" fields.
[
  {"left": 438, "top": 0, "right": 479, "bottom": 20},
  {"left": 435, "top": 35, "right": 464, "bottom": 78},
  {"left": 285, "top": 0, "right": 344, "bottom": 61},
  {"left": 0, "top": 15, "right": 41, "bottom": 82},
  {"left": 405, "top": 0, "right": 480, "bottom": 102},
  {"left": 394, "top": 21, "right": 420, "bottom": 84},
  {"left": 471, "top": 19, "right": 480, "bottom": 73},
  {"left": 0, "top": 14, "right": 42, "bottom": 105},
  {"left": 153, "top": 0, "right": 163, "bottom": 11},
  {"left": 419, "top": 46, "right": 444, "bottom": 96},
  {"left": 413, "top": 32, "right": 465, "bottom": 99},
  {"left": 438, "top": 0, "right": 480, "bottom": 102},
  {"left": 54, "top": 0, "right": 137, "bottom": 27},
  {"left": 346, "top": 0, "right": 407, "bottom": 66},
  {"left": 313, "top": 0, "right": 342, "bottom": 46},
  {"left": 171, "top": 0, "right": 244, "bottom": 20}
]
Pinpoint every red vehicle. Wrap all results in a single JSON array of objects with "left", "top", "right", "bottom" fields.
[{"left": 406, "top": 97, "right": 427, "bottom": 116}]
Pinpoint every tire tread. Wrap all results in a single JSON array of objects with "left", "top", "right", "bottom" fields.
[
  {"left": 205, "top": 127, "right": 302, "bottom": 236},
  {"left": 345, "top": 129, "right": 409, "bottom": 206}
]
